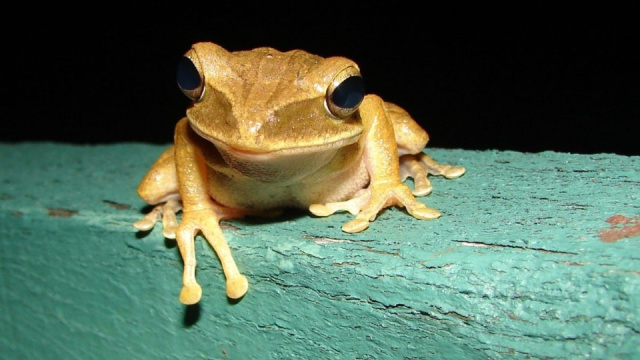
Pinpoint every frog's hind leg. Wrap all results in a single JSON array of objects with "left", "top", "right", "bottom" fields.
[
  {"left": 399, "top": 153, "right": 466, "bottom": 196},
  {"left": 174, "top": 205, "right": 251, "bottom": 304},
  {"left": 134, "top": 146, "right": 182, "bottom": 237}
]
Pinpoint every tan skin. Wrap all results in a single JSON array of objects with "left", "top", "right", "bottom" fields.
[{"left": 134, "top": 42, "right": 465, "bottom": 305}]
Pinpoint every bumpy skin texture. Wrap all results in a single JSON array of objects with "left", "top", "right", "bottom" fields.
[{"left": 134, "top": 42, "right": 465, "bottom": 304}]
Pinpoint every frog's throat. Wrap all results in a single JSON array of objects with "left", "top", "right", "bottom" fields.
[{"left": 191, "top": 126, "right": 361, "bottom": 162}]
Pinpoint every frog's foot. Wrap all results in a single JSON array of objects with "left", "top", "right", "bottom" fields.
[
  {"left": 175, "top": 207, "right": 248, "bottom": 304},
  {"left": 226, "top": 274, "right": 249, "bottom": 299},
  {"left": 400, "top": 153, "right": 466, "bottom": 196},
  {"left": 309, "top": 189, "right": 370, "bottom": 217},
  {"left": 179, "top": 282, "right": 202, "bottom": 305},
  {"left": 342, "top": 182, "right": 441, "bottom": 233},
  {"left": 311, "top": 183, "right": 441, "bottom": 233},
  {"left": 133, "top": 199, "right": 182, "bottom": 238},
  {"left": 134, "top": 199, "right": 249, "bottom": 239}
]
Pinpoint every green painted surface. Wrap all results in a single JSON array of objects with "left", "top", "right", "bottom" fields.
[{"left": 0, "top": 143, "right": 638, "bottom": 359}]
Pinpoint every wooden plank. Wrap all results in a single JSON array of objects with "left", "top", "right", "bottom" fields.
[{"left": 0, "top": 143, "right": 638, "bottom": 359}]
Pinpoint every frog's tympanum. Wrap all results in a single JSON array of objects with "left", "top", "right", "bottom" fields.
[{"left": 134, "top": 42, "right": 465, "bottom": 305}]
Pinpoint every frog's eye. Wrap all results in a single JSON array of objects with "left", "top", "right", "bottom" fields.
[
  {"left": 326, "top": 66, "right": 365, "bottom": 119},
  {"left": 176, "top": 52, "right": 205, "bottom": 101}
]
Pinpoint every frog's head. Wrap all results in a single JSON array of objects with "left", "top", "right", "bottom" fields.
[{"left": 176, "top": 42, "right": 366, "bottom": 161}]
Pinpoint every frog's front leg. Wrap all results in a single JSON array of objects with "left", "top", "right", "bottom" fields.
[
  {"left": 134, "top": 195, "right": 245, "bottom": 239},
  {"left": 311, "top": 95, "right": 443, "bottom": 233},
  {"left": 133, "top": 145, "right": 182, "bottom": 238},
  {"left": 175, "top": 206, "right": 248, "bottom": 304},
  {"left": 172, "top": 118, "right": 248, "bottom": 304}
]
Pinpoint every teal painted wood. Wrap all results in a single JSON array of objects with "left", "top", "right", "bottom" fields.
[{"left": 0, "top": 143, "right": 638, "bottom": 359}]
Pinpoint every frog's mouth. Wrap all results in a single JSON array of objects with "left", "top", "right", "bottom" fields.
[
  {"left": 191, "top": 125, "right": 362, "bottom": 182},
  {"left": 190, "top": 123, "right": 361, "bottom": 162},
  {"left": 209, "top": 135, "right": 360, "bottom": 161}
]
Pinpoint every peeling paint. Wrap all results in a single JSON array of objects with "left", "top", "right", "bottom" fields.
[
  {"left": 599, "top": 215, "right": 640, "bottom": 243},
  {"left": 47, "top": 207, "right": 78, "bottom": 218},
  {"left": 102, "top": 200, "right": 131, "bottom": 210}
]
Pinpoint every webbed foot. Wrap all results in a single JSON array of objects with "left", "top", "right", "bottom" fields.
[{"left": 400, "top": 153, "right": 465, "bottom": 196}]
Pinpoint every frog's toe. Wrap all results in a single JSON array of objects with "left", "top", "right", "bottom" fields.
[
  {"left": 342, "top": 218, "right": 370, "bottom": 233},
  {"left": 226, "top": 275, "right": 249, "bottom": 299},
  {"left": 179, "top": 283, "right": 202, "bottom": 305},
  {"left": 133, "top": 205, "right": 163, "bottom": 231},
  {"left": 408, "top": 204, "right": 441, "bottom": 220},
  {"left": 443, "top": 166, "right": 466, "bottom": 179},
  {"left": 133, "top": 217, "right": 156, "bottom": 231},
  {"left": 409, "top": 167, "right": 433, "bottom": 196},
  {"left": 412, "top": 182, "right": 433, "bottom": 197},
  {"left": 417, "top": 153, "right": 466, "bottom": 179},
  {"left": 161, "top": 213, "right": 178, "bottom": 239},
  {"left": 162, "top": 227, "right": 177, "bottom": 239},
  {"left": 309, "top": 204, "right": 333, "bottom": 217}
]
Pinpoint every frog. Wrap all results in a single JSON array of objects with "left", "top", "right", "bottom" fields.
[{"left": 134, "top": 42, "right": 465, "bottom": 305}]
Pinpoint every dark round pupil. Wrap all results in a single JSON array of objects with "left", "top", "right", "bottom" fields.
[
  {"left": 331, "top": 76, "right": 365, "bottom": 108},
  {"left": 176, "top": 56, "right": 201, "bottom": 90}
]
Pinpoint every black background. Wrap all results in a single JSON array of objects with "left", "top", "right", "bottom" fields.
[{"left": 4, "top": 3, "right": 639, "bottom": 155}]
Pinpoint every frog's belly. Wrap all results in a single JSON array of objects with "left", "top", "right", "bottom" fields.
[{"left": 205, "top": 159, "right": 369, "bottom": 210}]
